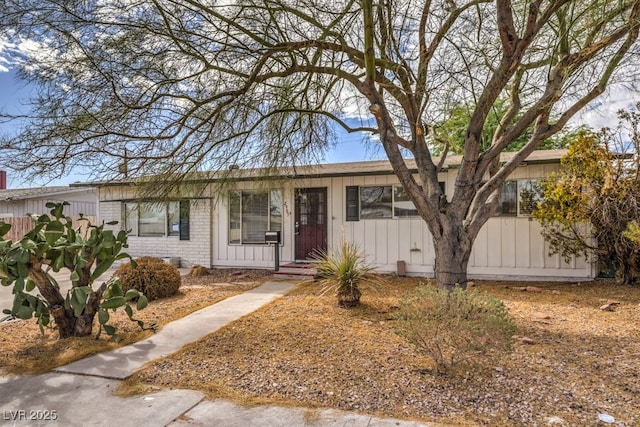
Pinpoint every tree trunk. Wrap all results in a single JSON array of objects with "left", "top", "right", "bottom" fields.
[
  {"left": 50, "top": 307, "right": 98, "bottom": 338},
  {"left": 433, "top": 225, "right": 474, "bottom": 291},
  {"left": 30, "top": 265, "right": 99, "bottom": 339},
  {"left": 48, "top": 306, "right": 91, "bottom": 338}
]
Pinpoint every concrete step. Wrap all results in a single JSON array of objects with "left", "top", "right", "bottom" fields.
[{"left": 273, "top": 263, "right": 318, "bottom": 279}]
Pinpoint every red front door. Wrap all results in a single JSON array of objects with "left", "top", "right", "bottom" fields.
[{"left": 294, "top": 188, "right": 327, "bottom": 260}]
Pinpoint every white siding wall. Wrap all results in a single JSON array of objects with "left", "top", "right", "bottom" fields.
[
  {"left": 337, "top": 173, "right": 438, "bottom": 275},
  {"left": 209, "top": 164, "right": 592, "bottom": 280},
  {"left": 0, "top": 189, "right": 96, "bottom": 217},
  {"left": 465, "top": 163, "right": 591, "bottom": 280},
  {"left": 212, "top": 180, "right": 296, "bottom": 268}
]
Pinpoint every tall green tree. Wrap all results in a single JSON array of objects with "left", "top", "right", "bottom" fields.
[
  {"left": 535, "top": 106, "right": 640, "bottom": 286},
  {"left": 430, "top": 98, "right": 576, "bottom": 156},
  {"left": 1, "top": 1, "right": 639, "bottom": 289}
]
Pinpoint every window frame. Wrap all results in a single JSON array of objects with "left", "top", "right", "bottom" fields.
[
  {"left": 123, "top": 200, "right": 187, "bottom": 238},
  {"left": 354, "top": 183, "right": 445, "bottom": 220},
  {"left": 493, "top": 179, "right": 543, "bottom": 217},
  {"left": 228, "top": 189, "right": 283, "bottom": 245}
]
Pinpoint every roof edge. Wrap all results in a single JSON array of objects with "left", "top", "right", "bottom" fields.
[{"left": 74, "top": 149, "right": 569, "bottom": 187}]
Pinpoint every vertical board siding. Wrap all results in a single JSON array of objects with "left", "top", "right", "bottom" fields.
[
  {"left": 515, "top": 220, "right": 531, "bottom": 268},
  {"left": 529, "top": 220, "right": 546, "bottom": 268},
  {"left": 486, "top": 220, "right": 502, "bottom": 267},
  {"left": 388, "top": 220, "right": 401, "bottom": 264},
  {"left": 213, "top": 181, "right": 293, "bottom": 268},
  {"left": 374, "top": 220, "right": 388, "bottom": 265},
  {"left": 0, "top": 190, "right": 96, "bottom": 218},
  {"left": 501, "top": 218, "right": 516, "bottom": 268},
  {"left": 472, "top": 225, "right": 488, "bottom": 267}
]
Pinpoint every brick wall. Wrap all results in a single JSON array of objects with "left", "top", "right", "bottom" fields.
[{"left": 99, "top": 200, "right": 212, "bottom": 267}]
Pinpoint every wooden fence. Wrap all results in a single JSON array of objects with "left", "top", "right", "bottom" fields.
[{"left": 0, "top": 216, "right": 97, "bottom": 242}]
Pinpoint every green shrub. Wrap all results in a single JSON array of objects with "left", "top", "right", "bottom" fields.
[
  {"left": 313, "top": 238, "right": 380, "bottom": 307},
  {"left": 394, "top": 284, "right": 515, "bottom": 374},
  {"left": 114, "top": 257, "right": 181, "bottom": 301}
]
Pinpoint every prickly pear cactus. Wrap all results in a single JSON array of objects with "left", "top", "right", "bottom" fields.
[{"left": 0, "top": 202, "right": 152, "bottom": 339}]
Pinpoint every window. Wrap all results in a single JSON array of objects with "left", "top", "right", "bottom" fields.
[
  {"left": 124, "top": 203, "right": 138, "bottom": 236},
  {"left": 494, "top": 179, "right": 543, "bottom": 217},
  {"left": 360, "top": 186, "right": 393, "bottom": 219},
  {"left": 229, "top": 190, "right": 283, "bottom": 244},
  {"left": 518, "top": 179, "right": 543, "bottom": 215},
  {"left": 139, "top": 203, "right": 169, "bottom": 237},
  {"left": 393, "top": 186, "right": 419, "bottom": 218},
  {"left": 123, "top": 201, "right": 187, "bottom": 238},
  {"left": 495, "top": 180, "right": 517, "bottom": 216},
  {"left": 353, "top": 183, "right": 445, "bottom": 220}
]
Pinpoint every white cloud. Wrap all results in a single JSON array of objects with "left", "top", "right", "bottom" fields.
[
  {"left": 0, "top": 34, "right": 13, "bottom": 72},
  {"left": 0, "top": 31, "right": 29, "bottom": 73},
  {"left": 573, "top": 84, "right": 637, "bottom": 130}
]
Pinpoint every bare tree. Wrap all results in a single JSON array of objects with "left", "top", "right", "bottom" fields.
[{"left": 1, "top": 0, "right": 639, "bottom": 289}]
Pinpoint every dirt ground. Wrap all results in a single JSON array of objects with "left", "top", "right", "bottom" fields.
[{"left": 2, "top": 271, "right": 639, "bottom": 426}]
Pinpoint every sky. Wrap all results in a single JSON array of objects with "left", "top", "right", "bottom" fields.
[{"left": 1, "top": 65, "right": 638, "bottom": 189}]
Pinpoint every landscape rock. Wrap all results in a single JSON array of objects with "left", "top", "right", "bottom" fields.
[
  {"left": 188, "top": 265, "right": 209, "bottom": 277},
  {"left": 597, "top": 413, "right": 615, "bottom": 423},
  {"left": 532, "top": 312, "right": 551, "bottom": 320},
  {"left": 544, "top": 416, "right": 567, "bottom": 426},
  {"left": 520, "top": 336, "right": 536, "bottom": 345},
  {"left": 599, "top": 300, "right": 621, "bottom": 312}
]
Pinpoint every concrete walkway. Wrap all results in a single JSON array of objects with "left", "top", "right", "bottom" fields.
[
  {"left": 1, "top": 279, "right": 434, "bottom": 427},
  {"left": 55, "top": 281, "right": 296, "bottom": 380}
]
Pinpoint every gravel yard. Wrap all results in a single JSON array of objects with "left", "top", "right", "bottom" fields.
[
  {"left": 122, "top": 277, "right": 640, "bottom": 426},
  {"left": 3, "top": 270, "right": 639, "bottom": 426}
]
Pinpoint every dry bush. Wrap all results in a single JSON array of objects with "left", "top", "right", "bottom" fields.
[
  {"left": 115, "top": 257, "right": 181, "bottom": 301},
  {"left": 134, "top": 256, "right": 166, "bottom": 265},
  {"left": 394, "top": 284, "right": 515, "bottom": 374}
]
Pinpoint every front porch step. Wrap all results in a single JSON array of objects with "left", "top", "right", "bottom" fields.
[{"left": 273, "top": 262, "right": 318, "bottom": 279}]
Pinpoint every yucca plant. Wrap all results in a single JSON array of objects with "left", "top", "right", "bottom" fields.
[{"left": 313, "top": 238, "right": 379, "bottom": 307}]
